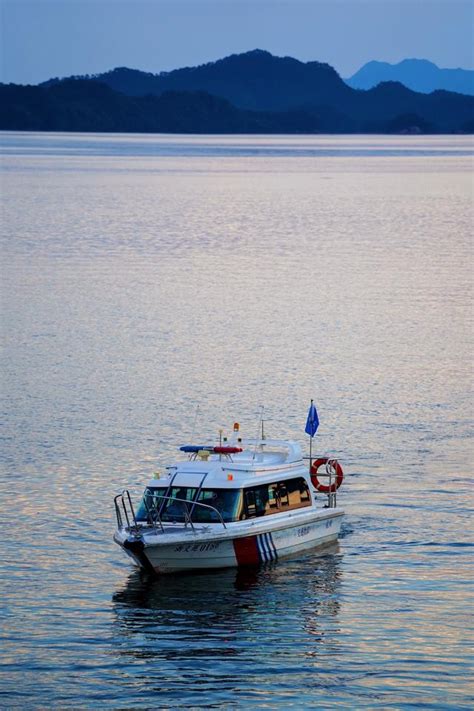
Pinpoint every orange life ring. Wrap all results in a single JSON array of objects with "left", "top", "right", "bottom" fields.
[{"left": 310, "top": 458, "right": 344, "bottom": 493}]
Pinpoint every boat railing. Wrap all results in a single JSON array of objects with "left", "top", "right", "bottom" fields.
[
  {"left": 114, "top": 490, "right": 140, "bottom": 534},
  {"left": 304, "top": 456, "right": 340, "bottom": 508},
  {"left": 114, "top": 491, "right": 227, "bottom": 534},
  {"left": 327, "top": 460, "right": 336, "bottom": 508},
  {"left": 144, "top": 494, "right": 228, "bottom": 533}
]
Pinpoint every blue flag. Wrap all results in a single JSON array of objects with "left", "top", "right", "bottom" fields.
[{"left": 305, "top": 401, "right": 319, "bottom": 437}]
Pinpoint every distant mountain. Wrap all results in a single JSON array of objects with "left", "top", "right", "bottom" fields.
[
  {"left": 0, "top": 81, "right": 328, "bottom": 133},
  {"left": 345, "top": 59, "right": 474, "bottom": 95},
  {"left": 43, "top": 49, "right": 353, "bottom": 112},
  {"left": 3, "top": 50, "right": 473, "bottom": 134}
]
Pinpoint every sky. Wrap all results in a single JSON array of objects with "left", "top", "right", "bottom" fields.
[{"left": 1, "top": 0, "right": 473, "bottom": 85}]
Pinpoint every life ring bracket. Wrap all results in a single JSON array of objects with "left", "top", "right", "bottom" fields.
[{"left": 310, "top": 458, "right": 344, "bottom": 493}]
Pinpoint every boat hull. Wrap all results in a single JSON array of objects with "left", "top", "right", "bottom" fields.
[{"left": 115, "top": 509, "right": 344, "bottom": 574}]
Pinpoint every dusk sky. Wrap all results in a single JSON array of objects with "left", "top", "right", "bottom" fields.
[{"left": 1, "top": 0, "right": 473, "bottom": 85}]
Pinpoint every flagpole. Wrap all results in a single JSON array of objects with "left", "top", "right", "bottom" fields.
[{"left": 305, "top": 399, "right": 318, "bottom": 473}]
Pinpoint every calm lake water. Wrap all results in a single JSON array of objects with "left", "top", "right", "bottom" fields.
[{"left": 1, "top": 132, "right": 473, "bottom": 709}]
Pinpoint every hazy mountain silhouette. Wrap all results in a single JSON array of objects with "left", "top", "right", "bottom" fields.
[
  {"left": 346, "top": 59, "right": 474, "bottom": 95},
  {"left": 3, "top": 50, "right": 473, "bottom": 133},
  {"left": 44, "top": 50, "right": 352, "bottom": 112},
  {"left": 0, "top": 81, "right": 327, "bottom": 133}
]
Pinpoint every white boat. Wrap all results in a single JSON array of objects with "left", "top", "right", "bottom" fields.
[{"left": 113, "top": 422, "right": 345, "bottom": 574}]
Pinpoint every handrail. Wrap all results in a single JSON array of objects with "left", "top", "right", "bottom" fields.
[
  {"left": 157, "top": 469, "right": 180, "bottom": 519},
  {"left": 143, "top": 496, "right": 165, "bottom": 533},
  {"left": 115, "top": 491, "right": 228, "bottom": 533},
  {"left": 327, "top": 460, "right": 334, "bottom": 508},
  {"left": 326, "top": 459, "right": 337, "bottom": 508},
  {"left": 142, "top": 492, "right": 189, "bottom": 532},
  {"left": 114, "top": 495, "right": 123, "bottom": 529},
  {"left": 114, "top": 490, "right": 139, "bottom": 533},
  {"left": 188, "top": 472, "right": 209, "bottom": 518},
  {"left": 149, "top": 493, "right": 227, "bottom": 530}
]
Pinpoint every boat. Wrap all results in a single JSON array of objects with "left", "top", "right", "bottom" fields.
[{"left": 113, "top": 421, "right": 345, "bottom": 574}]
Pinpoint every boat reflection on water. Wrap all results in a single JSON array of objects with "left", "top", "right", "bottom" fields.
[{"left": 111, "top": 544, "right": 343, "bottom": 671}]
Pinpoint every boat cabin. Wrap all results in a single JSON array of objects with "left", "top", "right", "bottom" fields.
[
  {"left": 136, "top": 438, "right": 314, "bottom": 526},
  {"left": 113, "top": 425, "right": 344, "bottom": 574},
  {"left": 137, "top": 476, "right": 312, "bottom": 524}
]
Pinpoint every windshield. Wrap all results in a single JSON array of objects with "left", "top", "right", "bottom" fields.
[{"left": 136, "top": 487, "right": 242, "bottom": 523}]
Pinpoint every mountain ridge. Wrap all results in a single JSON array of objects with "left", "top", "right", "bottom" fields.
[
  {"left": 3, "top": 50, "right": 473, "bottom": 134},
  {"left": 42, "top": 49, "right": 353, "bottom": 112},
  {"left": 345, "top": 58, "right": 474, "bottom": 95}
]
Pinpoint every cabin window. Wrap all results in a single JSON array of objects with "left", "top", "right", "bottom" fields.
[
  {"left": 136, "top": 486, "right": 242, "bottom": 523},
  {"left": 136, "top": 487, "right": 167, "bottom": 520},
  {"left": 136, "top": 486, "right": 193, "bottom": 521},
  {"left": 243, "top": 477, "right": 310, "bottom": 519},
  {"left": 193, "top": 489, "right": 243, "bottom": 523}
]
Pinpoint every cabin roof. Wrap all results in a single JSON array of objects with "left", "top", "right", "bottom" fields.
[{"left": 146, "top": 440, "right": 308, "bottom": 489}]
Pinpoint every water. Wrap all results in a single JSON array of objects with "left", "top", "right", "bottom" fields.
[{"left": 1, "top": 132, "right": 473, "bottom": 708}]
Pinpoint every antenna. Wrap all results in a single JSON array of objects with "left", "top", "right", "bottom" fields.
[
  {"left": 253, "top": 405, "right": 264, "bottom": 460},
  {"left": 190, "top": 404, "right": 200, "bottom": 441}
]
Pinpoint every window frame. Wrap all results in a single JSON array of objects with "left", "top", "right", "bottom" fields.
[
  {"left": 136, "top": 486, "right": 244, "bottom": 523},
  {"left": 242, "top": 476, "right": 311, "bottom": 519}
]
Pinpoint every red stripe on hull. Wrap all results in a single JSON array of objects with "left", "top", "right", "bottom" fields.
[{"left": 233, "top": 536, "right": 260, "bottom": 565}]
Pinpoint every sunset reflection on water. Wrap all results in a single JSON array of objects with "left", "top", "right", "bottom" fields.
[{"left": 1, "top": 133, "right": 472, "bottom": 708}]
